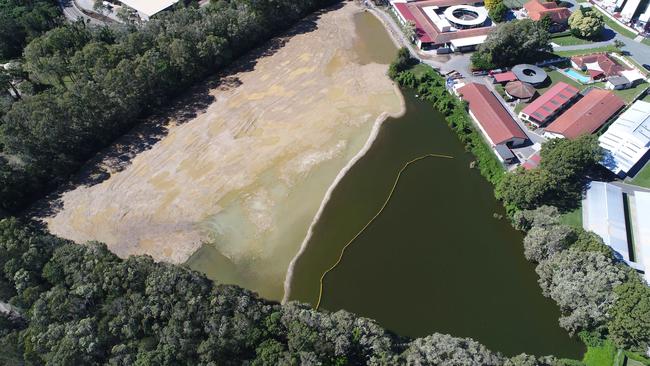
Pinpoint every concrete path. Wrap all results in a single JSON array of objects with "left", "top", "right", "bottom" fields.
[{"left": 611, "top": 180, "right": 650, "bottom": 193}]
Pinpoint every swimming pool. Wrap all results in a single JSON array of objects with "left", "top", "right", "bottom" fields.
[{"left": 563, "top": 68, "right": 591, "bottom": 84}]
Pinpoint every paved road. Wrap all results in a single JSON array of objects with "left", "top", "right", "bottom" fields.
[
  {"left": 58, "top": 0, "right": 105, "bottom": 25},
  {"left": 553, "top": 0, "right": 650, "bottom": 67}
]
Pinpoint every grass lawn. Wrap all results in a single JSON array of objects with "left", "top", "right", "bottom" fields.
[
  {"left": 554, "top": 45, "right": 619, "bottom": 58},
  {"left": 643, "top": 93, "right": 650, "bottom": 102},
  {"left": 552, "top": 34, "right": 598, "bottom": 46},
  {"left": 560, "top": 207, "right": 582, "bottom": 229},
  {"left": 494, "top": 84, "right": 508, "bottom": 99},
  {"left": 643, "top": 38, "right": 650, "bottom": 46},
  {"left": 591, "top": 7, "right": 638, "bottom": 39},
  {"left": 631, "top": 161, "right": 650, "bottom": 189},
  {"left": 411, "top": 63, "right": 432, "bottom": 78},
  {"left": 536, "top": 69, "right": 584, "bottom": 94},
  {"left": 582, "top": 341, "right": 618, "bottom": 366}
]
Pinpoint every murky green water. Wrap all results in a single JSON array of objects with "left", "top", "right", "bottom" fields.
[{"left": 287, "top": 88, "right": 585, "bottom": 358}]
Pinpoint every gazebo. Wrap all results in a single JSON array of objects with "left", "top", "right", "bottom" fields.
[{"left": 505, "top": 81, "right": 537, "bottom": 102}]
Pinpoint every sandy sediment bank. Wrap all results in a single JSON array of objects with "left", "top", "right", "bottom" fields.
[
  {"left": 282, "top": 84, "right": 405, "bottom": 304},
  {"left": 43, "top": 2, "right": 404, "bottom": 300}
]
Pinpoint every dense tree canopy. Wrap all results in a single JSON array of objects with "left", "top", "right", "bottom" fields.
[
  {"left": 568, "top": 7, "right": 604, "bottom": 39},
  {"left": 471, "top": 19, "right": 551, "bottom": 69},
  {"left": 515, "top": 206, "right": 650, "bottom": 352},
  {"left": 607, "top": 276, "right": 650, "bottom": 352},
  {"left": 1, "top": 218, "right": 584, "bottom": 365},
  {"left": 495, "top": 135, "right": 603, "bottom": 212},
  {"left": 0, "top": 0, "right": 61, "bottom": 60},
  {"left": 488, "top": 1, "right": 509, "bottom": 23}
]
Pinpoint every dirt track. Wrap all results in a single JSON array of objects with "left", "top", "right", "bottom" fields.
[{"left": 45, "top": 2, "right": 403, "bottom": 299}]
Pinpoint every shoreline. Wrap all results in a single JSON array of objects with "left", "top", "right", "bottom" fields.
[{"left": 281, "top": 82, "right": 406, "bottom": 304}]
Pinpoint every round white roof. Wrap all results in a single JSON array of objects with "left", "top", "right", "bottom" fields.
[{"left": 443, "top": 5, "right": 488, "bottom": 27}]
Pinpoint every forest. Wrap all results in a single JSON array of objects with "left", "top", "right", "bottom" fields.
[
  {"left": 0, "top": 0, "right": 338, "bottom": 213},
  {"left": 0, "top": 0, "right": 61, "bottom": 60}
]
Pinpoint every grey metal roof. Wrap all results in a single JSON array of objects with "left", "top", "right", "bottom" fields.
[
  {"left": 607, "top": 76, "right": 630, "bottom": 86},
  {"left": 511, "top": 64, "right": 548, "bottom": 85}
]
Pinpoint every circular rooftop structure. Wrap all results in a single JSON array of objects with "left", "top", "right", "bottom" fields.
[
  {"left": 443, "top": 5, "right": 488, "bottom": 29},
  {"left": 505, "top": 81, "right": 536, "bottom": 100},
  {"left": 511, "top": 64, "right": 548, "bottom": 85}
]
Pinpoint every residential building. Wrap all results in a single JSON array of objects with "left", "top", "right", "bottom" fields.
[
  {"left": 518, "top": 82, "right": 580, "bottom": 127},
  {"left": 457, "top": 83, "right": 528, "bottom": 149},
  {"left": 571, "top": 53, "right": 627, "bottom": 78},
  {"left": 543, "top": 89, "right": 625, "bottom": 139},
  {"left": 599, "top": 100, "right": 650, "bottom": 176},
  {"left": 606, "top": 75, "right": 632, "bottom": 90},
  {"left": 523, "top": 0, "right": 572, "bottom": 31}
]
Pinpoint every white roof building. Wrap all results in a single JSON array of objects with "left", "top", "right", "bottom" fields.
[
  {"left": 583, "top": 182, "right": 632, "bottom": 262},
  {"left": 632, "top": 191, "right": 650, "bottom": 284},
  {"left": 599, "top": 100, "right": 650, "bottom": 176},
  {"left": 119, "top": 0, "right": 179, "bottom": 20}
]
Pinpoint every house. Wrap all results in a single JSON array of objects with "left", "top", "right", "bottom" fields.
[
  {"left": 606, "top": 75, "right": 632, "bottom": 90},
  {"left": 518, "top": 82, "right": 580, "bottom": 127},
  {"left": 390, "top": 0, "right": 494, "bottom": 51},
  {"left": 544, "top": 89, "right": 624, "bottom": 139},
  {"left": 599, "top": 100, "right": 650, "bottom": 176},
  {"left": 119, "top": 0, "right": 179, "bottom": 20},
  {"left": 571, "top": 53, "right": 627, "bottom": 78},
  {"left": 523, "top": 0, "right": 572, "bottom": 31},
  {"left": 457, "top": 83, "right": 528, "bottom": 149}
]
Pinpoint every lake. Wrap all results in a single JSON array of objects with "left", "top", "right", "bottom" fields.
[{"left": 286, "top": 82, "right": 585, "bottom": 358}]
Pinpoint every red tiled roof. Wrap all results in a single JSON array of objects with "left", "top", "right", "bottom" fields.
[
  {"left": 588, "top": 69, "right": 605, "bottom": 79},
  {"left": 521, "top": 82, "right": 579, "bottom": 124},
  {"left": 524, "top": 0, "right": 572, "bottom": 22},
  {"left": 522, "top": 152, "right": 541, "bottom": 170},
  {"left": 493, "top": 71, "right": 518, "bottom": 83},
  {"left": 571, "top": 53, "right": 627, "bottom": 77},
  {"left": 394, "top": 3, "right": 433, "bottom": 43},
  {"left": 545, "top": 89, "right": 625, "bottom": 139},
  {"left": 458, "top": 83, "right": 528, "bottom": 145},
  {"left": 394, "top": 1, "right": 493, "bottom": 46}
]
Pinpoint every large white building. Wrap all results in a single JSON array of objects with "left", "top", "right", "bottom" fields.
[
  {"left": 583, "top": 181, "right": 649, "bottom": 283},
  {"left": 599, "top": 100, "right": 650, "bottom": 177},
  {"left": 119, "top": 0, "right": 179, "bottom": 20},
  {"left": 632, "top": 191, "right": 650, "bottom": 284}
]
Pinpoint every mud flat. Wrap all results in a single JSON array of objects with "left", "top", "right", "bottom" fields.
[{"left": 45, "top": 3, "right": 403, "bottom": 300}]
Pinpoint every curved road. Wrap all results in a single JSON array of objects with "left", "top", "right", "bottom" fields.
[{"left": 58, "top": 0, "right": 105, "bottom": 25}]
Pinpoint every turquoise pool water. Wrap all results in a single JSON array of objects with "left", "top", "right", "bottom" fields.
[{"left": 563, "top": 68, "right": 591, "bottom": 83}]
